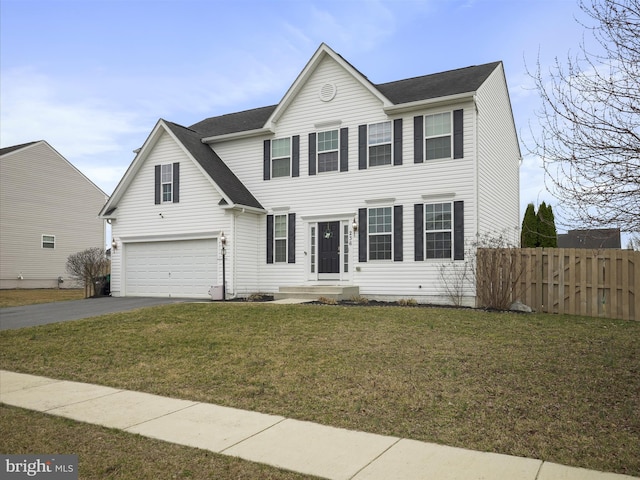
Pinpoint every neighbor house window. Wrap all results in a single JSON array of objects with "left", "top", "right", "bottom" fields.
[
  {"left": 161, "top": 163, "right": 173, "bottom": 202},
  {"left": 42, "top": 235, "right": 55, "bottom": 249},
  {"left": 425, "top": 202, "right": 452, "bottom": 258},
  {"left": 425, "top": 112, "right": 452, "bottom": 160},
  {"left": 368, "top": 121, "right": 392, "bottom": 166},
  {"left": 274, "top": 214, "right": 288, "bottom": 262},
  {"left": 317, "top": 129, "right": 339, "bottom": 173},
  {"left": 272, "top": 138, "right": 291, "bottom": 178},
  {"left": 368, "top": 207, "right": 392, "bottom": 260}
]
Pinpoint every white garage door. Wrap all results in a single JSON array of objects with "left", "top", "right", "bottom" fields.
[{"left": 124, "top": 239, "right": 218, "bottom": 298}]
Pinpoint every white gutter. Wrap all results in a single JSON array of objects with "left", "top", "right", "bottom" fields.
[
  {"left": 383, "top": 92, "right": 476, "bottom": 115},
  {"left": 201, "top": 127, "right": 274, "bottom": 144}
]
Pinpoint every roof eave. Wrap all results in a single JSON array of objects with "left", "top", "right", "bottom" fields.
[
  {"left": 383, "top": 91, "right": 476, "bottom": 115},
  {"left": 201, "top": 126, "right": 274, "bottom": 144}
]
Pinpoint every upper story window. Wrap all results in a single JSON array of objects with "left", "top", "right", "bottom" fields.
[
  {"left": 271, "top": 138, "right": 291, "bottom": 178},
  {"left": 425, "top": 202, "right": 452, "bottom": 259},
  {"left": 155, "top": 163, "right": 179, "bottom": 204},
  {"left": 368, "top": 206, "right": 393, "bottom": 260},
  {"left": 368, "top": 121, "right": 392, "bottom": 166},
  {"left": 317, "top": 130, "right": 339, "bottom": 173},
  {"left": 42, "top": 235, "right": 55, "bottom": 249},
  {"left": 161, "top": 164, "right": 173, "bottom": 202},
  {"left": 425, "top": 112, "right": 452, "bottom": 160}
]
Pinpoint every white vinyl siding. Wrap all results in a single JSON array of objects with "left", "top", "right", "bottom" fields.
[{"left": 0, "top": 141, "right": 106, "bottom": 289}]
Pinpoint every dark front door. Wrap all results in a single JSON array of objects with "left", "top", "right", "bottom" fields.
[{"left": 319, "top": 221, "right": 340, "bottom": 274}]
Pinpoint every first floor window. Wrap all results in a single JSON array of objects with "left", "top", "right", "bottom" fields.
[
  {"left": 425, "top": 112, "right": 452, "bottom": 160},
  {"left": 272, "top": 138, "right": 291, "bottom": 178},
  {"left": 368, "top": 121, "right": 392, "bottom": 166},
  {"left": 317, "top": 129, "right": 339, "bottom": 172},
  {"left": 368, "top": 207, "right": 392, "bottom": 260},
  {"left": 42, "top": 235, "right": 55, "bottom": 249},
  {"left": 425, "top": 203, "right": 452, "bottom": 258},
  {"left": 274, "top": 214, "right": 288, "bottom": 262},
  {"left": 161, "top": 163, "right": 173, "bottom": 202}
]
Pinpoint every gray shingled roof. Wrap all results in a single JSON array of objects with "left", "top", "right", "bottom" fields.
[
  {"left": 0, "top": 141, "right": 39, "bottom": 157},
  {"left": 164, "top": 121, "right": 263, "bottom": 210},
  {"left": 376, "top": 61, "right": 501, "bottom": 104},
  {"left": 189, "top": 105, "right": 276, "bottom": 138}
]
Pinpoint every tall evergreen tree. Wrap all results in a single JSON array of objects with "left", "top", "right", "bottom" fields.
[
  {"left": 521, "top": 203, "right": 539, "bottom": 247},
  {"left": 537, "top": 202, "right": 558, "bottom": 247}
]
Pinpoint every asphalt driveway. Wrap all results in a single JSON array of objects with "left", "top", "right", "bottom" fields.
[{"left": 0, "top": 297, "right": 192, "bottom": 331}]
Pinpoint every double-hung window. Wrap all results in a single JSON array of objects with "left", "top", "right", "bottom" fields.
[
  {"left": 161, "top": 164, "right": 173, "bottom": 202},
  {"left": 317, "top": 130, "right": 339, "bottom": 173},
  {"left": 368, "top": 121, "right": 392, "bottom": 166},
  {"left": 271, "top": 138, "right": 291, "bottom": 178},
  {"left": 368, "top": 207, "right": 392, "bottom": 260},
  {"left": 425, "top": 203, "right": 452, "bottom": 259},
  {"left": 274, "top": 214, "right": 288, "bottom": 262},
  {"left": 425, "top": 112, "right": 452, "bottom": 160},
  {"left": 42, "top": 235, "right": 55, "bottom": 249}
]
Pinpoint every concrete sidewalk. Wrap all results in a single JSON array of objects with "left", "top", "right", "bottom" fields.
[{"left": 1, "top": 370, "right": 636, "bottom": 480}]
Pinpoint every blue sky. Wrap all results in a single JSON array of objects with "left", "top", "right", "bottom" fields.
[{"left": 1, "top": 0, "right": 590, "bottom": 231}]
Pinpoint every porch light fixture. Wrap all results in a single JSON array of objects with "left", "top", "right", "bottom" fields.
[
  {"left": 352, "top": 217, "right": 358, "bottom": 232},
  {"left": 220, "top": 231, "right": 226, "bottom": 301},
  {"left": 111, "top": 238, "right": 118, "bottom": 250}
]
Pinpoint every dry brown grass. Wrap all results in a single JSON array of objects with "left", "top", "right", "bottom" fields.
[
  {"left": 1, "top": 303, "right": 638, "bottom": 476},
  {"left": 0, "top": 405, "right": 317, "bottom": 479},
  {"left": 0, "top": 289, "right": 84, "bottom": 308}
]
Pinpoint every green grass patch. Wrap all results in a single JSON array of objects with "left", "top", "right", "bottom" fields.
[{"left": 1, "top": 303, "right": 638, "bottom": 476}]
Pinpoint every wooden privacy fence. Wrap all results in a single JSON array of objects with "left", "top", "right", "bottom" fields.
[{"left": 477, "top": 248, "right": 639, "bottom": 321}]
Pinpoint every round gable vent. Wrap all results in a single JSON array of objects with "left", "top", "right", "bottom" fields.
[{"left": 319, "top": 83, "right": 337, "bottom": 102}]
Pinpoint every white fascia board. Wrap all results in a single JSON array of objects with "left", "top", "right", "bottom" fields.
[
  {"left": 223, "top": 204, "right": 267, "bottom": 214},
  {"left": 201, "top": 127, "right": 274, "bottom": 144},
  {"left": 383, "top": 92, "right": 476, "bottom": 115}
]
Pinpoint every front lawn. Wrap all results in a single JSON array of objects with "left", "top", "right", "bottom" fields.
[
  {"left": 0, "top": 288, "right": 84, "bottom": 307},
  {"left": 0, "top": 303, "right": 638, "bottom": 476}
]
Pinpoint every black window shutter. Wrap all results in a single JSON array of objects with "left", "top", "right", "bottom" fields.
[
  {"left": 308, "top": 133, "right": 317, "bottom": 176},
  {"left": 413, "top": 116, "right": 424, "bottom": 163},
  {"left": 154, "top": 165, "right": 161, "bottom": 204},
  {"left": 172, "top": 162, "right": 180, "bottom": 203},
  {"left": 266, "top": 215, "right": 274, "bottom": 264},
  {"left": 414, "top": 203, "right": 424, "bottom": 261},
  {"left": 288, "top": 213, "right": 296, "bottom": 263},
  {"left": 453, "top": 109, "right": 464, "bottom": 159},
  {"left": 454, "top": 201, "right": 464, "bottom": 260},
  {"left": 292, "top": 135, "right": 300, "bottom": 177},
  {"left": 358, "top": 125, "right": 367, "bottom": 170},
  {"left": 263, "top": 140, "right": 271, "bottom": 181},
  {"left": 394, "top": 205, "right": 403, "bottom": 261},
  {"left": 340, "top": 127, "right": 349, "bottom": 172},
  {"left": 358, "top": 208, "right": 367, "bottom": 262},
  {"left": 393, "top": 119, "right": 403, "bottom": 166}
]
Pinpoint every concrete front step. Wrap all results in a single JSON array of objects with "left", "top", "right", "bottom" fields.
[{"left": 274, "top": 285, "right": 359, "bottom": 301}]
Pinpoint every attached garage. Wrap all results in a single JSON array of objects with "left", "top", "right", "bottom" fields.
[{"left": 124, "top": 238, "right": 218, "bottom": 298}]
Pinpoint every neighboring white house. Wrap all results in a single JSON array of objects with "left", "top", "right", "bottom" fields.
[
  {"left": 0, "top": 141, "right": 108, "bottom": 289},
  {"left": 100, "top": 44, "right": 520, "bottom": 305}
]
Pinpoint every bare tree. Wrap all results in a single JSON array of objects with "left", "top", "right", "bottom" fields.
[
  {"left": 528, "top": 0, "right": 640, "bottom": 233},
  {"left": 66, "top": 247, "right": 110, "bottom": 298}
]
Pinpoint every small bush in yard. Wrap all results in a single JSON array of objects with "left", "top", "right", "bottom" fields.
[{"left": 317, "top": 296, "right": 338, "bottom": 305}]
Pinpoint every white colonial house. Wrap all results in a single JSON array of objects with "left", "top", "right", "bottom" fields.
[
  {"left": 1, "top": 141, "right": 108, "bottom": 289},
  {"left": 100, "top": 44, "right": 520, "bottom": 304}
]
